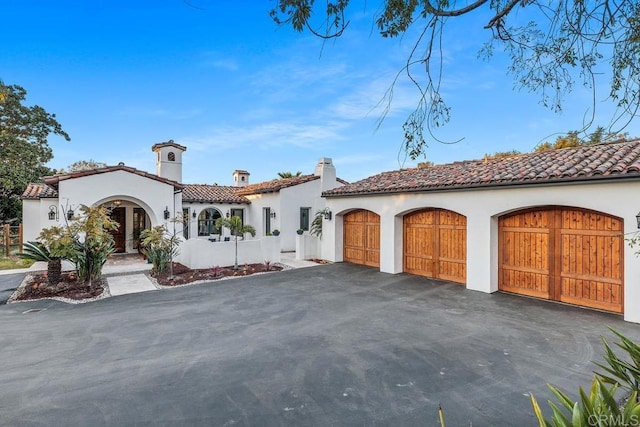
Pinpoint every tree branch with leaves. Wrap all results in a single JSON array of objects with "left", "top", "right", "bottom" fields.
[{"left": 271, "top": 1, "right": 640, "bottom": 159}]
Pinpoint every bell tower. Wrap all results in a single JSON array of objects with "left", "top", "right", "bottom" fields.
[{"left": 151, "top": 140, "right": 187, "bottom": 183}]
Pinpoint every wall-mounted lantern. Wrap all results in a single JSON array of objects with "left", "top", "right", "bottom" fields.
[
  {"left": 164, "top": 207, "right": 170, "bottom": 220},
  {"left": 636, "top": 211, "right": 640, "bottom": 229},
  {"left": 226, "top": 210, "right": 230, "bottom": 218},
  {"left": 48, "top": 205, "right": 59, "bottom": 221},
  {"left": 270, "top": 210, "right": 276, "bottom": 219},
  {"left": 192, "top": 210, "right": 197, "bottom": 218},
  {"left": 66, "top": 209, "right": 74, "bottom": 220},
  {"left": 323, "top": 209, "right": 332, "bottom": 221}
]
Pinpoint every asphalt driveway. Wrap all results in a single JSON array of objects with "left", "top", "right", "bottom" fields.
[
  {"left": 0, "top": 272, "right": 23, "bottom": 305},
  {"left": 1, "top": 263, "right": 639, "bottom": 426}
]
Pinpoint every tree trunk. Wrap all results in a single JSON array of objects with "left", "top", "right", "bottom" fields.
[
  {"left": 47, "top": 258, "right": 62, "bottom": 287},
  {"left": 234, "top": 235, "right": 238, "bottom": 270}
]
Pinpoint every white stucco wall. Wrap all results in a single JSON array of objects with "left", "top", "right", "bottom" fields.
[
  {"left": 175, "top": 236, "right": 281, "bottom": 269},
  {"left": 278, "top": 179, "right": 327, "bottom": 251},
  {"left": 22, "top": 198, "right": 58, "bottom": 242},
  {"left": 58, "top": 170, "right": 179, "bottom": 228},
  {"left": 245, "top": 192, "right": 281, "bottom": 239},
  {"left": 22, "top": 170, "right": 181, "bottom": 252},
  {"left": 325, "top": 180, "right": 640, "bottom": 323}
]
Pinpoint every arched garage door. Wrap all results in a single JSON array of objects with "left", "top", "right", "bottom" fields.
[
  {"left": 404, "top": 209, "right": 467, "bottom": 284},
  {"left": 499, "top": 208, "right": 623, "bottom": 313},
  {"left": 343, "top": 210, "right": 380, "bottom": 267}
]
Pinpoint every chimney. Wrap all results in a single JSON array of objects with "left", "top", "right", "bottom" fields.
[
  {"left": 232, "top": 170, "right": 250, "bottom": 187},
  {"left": 314, "top": 157, "right": 337, "bottom": 191}
]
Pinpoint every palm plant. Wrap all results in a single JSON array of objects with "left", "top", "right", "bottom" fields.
[
  {"left": 18, "top": 241, "right": 62, "bottom": 287},
  {"left": 215, "top": 215, "right": 256, "bottom": 270},
  {"left": 277, "top": 171, "right": 302, "bottom": 179},
  {"left": 310, "top": 209, "right": 325, "bottom": 238}
]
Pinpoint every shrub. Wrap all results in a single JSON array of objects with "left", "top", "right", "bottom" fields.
[{"left": 140, "top": 225, "right": 181, "bottom": 275}]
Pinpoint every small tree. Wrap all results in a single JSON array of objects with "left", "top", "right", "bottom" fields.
[
  {"left": 215, "top": 215, "right": 256, "bottom": 270},
  {"left": 38, "top": 205, "right": 118, "bottom": 288}
]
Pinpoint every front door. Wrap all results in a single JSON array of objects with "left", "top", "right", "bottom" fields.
[{"left": 110, "top": 207, "right": 126, "bottom": 253}]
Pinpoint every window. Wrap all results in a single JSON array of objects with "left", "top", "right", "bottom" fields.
[
  {"left": 264, "top": 207, "right": 271, "bottom": 235},
  {"left": 300, "top": 207, "right": 311, "bottom": 231},
  {"left": 230, "top": 208, "right": 244, "bottom": 225},
  {"left": 182, "top": 208, "right": 189, "bottom": 239},
  {"left": 198, "top": 208, "right": 222, "bottom": 236},
  {"left": 168, "top": 151, "right": 175, "bottom": 161},
  {"left": 133, "top": 208, "right": 147, "bottom": 249}
]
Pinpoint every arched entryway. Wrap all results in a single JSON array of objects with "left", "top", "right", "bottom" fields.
[
  {"left": 498, "top": 207, "right": 624, "bottom": 313},
  {"left": 343, "top": 210, "right": 380, "bottom": 267},
  {"left": 403, "top": 209, "right": 467, "bottom": 284}
]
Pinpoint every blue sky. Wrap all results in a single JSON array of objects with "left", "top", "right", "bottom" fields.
[{"left": 3, "top": 1, "right": 639, "bottom": 185}]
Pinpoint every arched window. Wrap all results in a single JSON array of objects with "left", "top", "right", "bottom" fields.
[
  {"left": 198, "top": 208, "right": 222, "bottom": 236},
  {"left": 168, "top": 152, "right": 176, "bottom": 161}
]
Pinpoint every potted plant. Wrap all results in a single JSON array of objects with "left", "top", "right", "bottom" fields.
[
  {"left": 272, "top": 229, "right": 280, "bottom": 236},
  {"left": 297, "top": 228, "right": 304, "bottom": 235}
]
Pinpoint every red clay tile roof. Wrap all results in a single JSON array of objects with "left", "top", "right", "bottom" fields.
[
  {"left": 151, "top": 140, "right": 187, "bottom": 152},
  {"left": 22, "top": 183, "right": 58, "bottom": 199},
  {"left": 324, "top": 139, "right": 640, "bottom": 197},
  {"left": 42, "top": 165, "right": 184, "bottom": 190},
  {"left": 235, "top": 174, "right": 321, "bottom": 195},
  {"left": 183, "top": 185, "right": 250, "bottom": 204}
]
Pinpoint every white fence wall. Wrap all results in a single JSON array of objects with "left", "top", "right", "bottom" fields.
[
  {"left": 176, "top": 236, "right": 281, "bottom": 269},
  {"left": 295, "top": 234, "right": 320, "bottom": 260}
]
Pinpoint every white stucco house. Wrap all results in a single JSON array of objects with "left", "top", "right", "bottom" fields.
[
  {"left": 22, "top": 140, "right": 345, "bottom": 258},
  {"left": 320, "top": 139, "right": 640, "bottom": 323}
]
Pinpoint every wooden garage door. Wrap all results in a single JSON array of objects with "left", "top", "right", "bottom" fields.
[
  {"left": 343, "top": 210, "right": 380, "bottom": 267},
  {"left": 404, "top": 209, "right": 467, "bottom": 284},
  {"left": 499, "top": 208, "right": 623, "bottom": 313}
]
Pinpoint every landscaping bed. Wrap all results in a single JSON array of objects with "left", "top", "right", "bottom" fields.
[
  {"left": 12, "top": 272, "right": 107, "bottom": 302},
  {"left": 152, "top": 262, "right": 283, "bottom": 286}
]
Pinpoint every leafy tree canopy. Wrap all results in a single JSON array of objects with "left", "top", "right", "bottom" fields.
[
  {"left": 271, "top": 1, "right": 640, "bottom": 159},
  {"left": 59, "top": 159, "right": 107, "bottom": 174},
  {"left": 534, "top": 126, "right": 627, "bottom": 152},
  {"left": 0, "top": 81, "right": 70, "bottom": 221}
]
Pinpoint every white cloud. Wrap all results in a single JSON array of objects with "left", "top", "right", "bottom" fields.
[{"left": 181, "top": 120, "right": 348, "bottom": 152}]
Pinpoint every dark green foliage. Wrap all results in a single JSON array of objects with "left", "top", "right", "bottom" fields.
[
  {"left": 0, "top": 81, "right": 70, "bottom": 221},
  {"left": 18, "top": 241, "right": 62, "bottom": 286},
  {"left": 595, "top": 328, "right": 640, "bottom": 398}
]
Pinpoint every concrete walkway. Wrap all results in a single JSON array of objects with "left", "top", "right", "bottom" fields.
[{"left": 107, "top": 274, "right": 157, "bottom": 296}]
